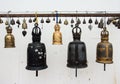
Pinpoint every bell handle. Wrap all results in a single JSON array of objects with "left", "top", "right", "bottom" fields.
[
  {"left": 72, "top": 25, "right": 81, "bottom": 35},
  {"left": 32, "top": 24, "right": 41, "bottom": 35}
]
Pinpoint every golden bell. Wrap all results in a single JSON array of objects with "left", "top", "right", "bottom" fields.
[
  {"left": 52, "top": 23, "right": 62, "bottom": 45},
  {"left": 22, "top": 18, "right": 27, "bottom": 29},
  {"left": 96, "top": 28, "right": 113, "bottom": 71},
  {"left": 96, "top": 28, "right": 113, "bottom": 64},
  {"left": 5, "top": 26, "right": 15, "bottom": 48}
]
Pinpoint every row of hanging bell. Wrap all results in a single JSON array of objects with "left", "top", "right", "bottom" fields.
[
  {"left": 67, "top": 23, "right": 87, "bottom": 77},
  {"left": 96, "top": 27, "right": 113, "bottom": 71}
]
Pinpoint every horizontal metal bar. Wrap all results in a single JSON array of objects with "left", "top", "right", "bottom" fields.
[{"left": 0, "top": 13, "right": 120, "bottom": 17}]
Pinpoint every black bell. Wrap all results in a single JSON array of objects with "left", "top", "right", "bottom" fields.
[
  {"left": 67, "top": 24, "right": 87, "bottom": 77},
  {"left": 26, "top": 23, "right": 48, "bottom": 77}
]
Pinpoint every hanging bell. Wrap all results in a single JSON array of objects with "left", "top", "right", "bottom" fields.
[
  {"left": 46, "top": 17, "right": 50, "bottom": 23},
  {"left": 5, "top": 25, "right": 15, "bottom": 48},
  {"left": 67, "top": 24, "right": 87, "bottom": 77},
  {"left": 64, "top": 19, "right": 68, "bottom": 25},
  {"left": 88, "top": 18, "right": 92, "bottom": 24},
  {"left": 10, "top": 18, "right": 15, "bottom": 25},
  {"left": 0, "top": 18, "right": 3, "bottom": 24},
  {"left": 52, "top": 23, "right": 62, "bottom": 45},
  {"left": 107, "top": 18, "right": 111, "bottom": 25},
  {"left": 41, "top": 18, "right": 44, "bottom": 23},
  {"left": 83, "top": 18, "right": 86, "bottom": 24},
  {"left": 53, "top": 17, "right": 55, "bottom": 21},
  {"left": 95, "top": 18, "right": 98, "bottom": 25},
  {"left": 71, "top": 18, "right": 74, "bottom": 27},
  {"left": 16, "top": 19, "right": 21, "bottom": 28},
  {"left": 5, "top": 20, "right": 9, "bottom": 25},
  {"left": 26, "top": 23, "right": 48, "bottom": 77},
  {"left": 59, "top": 18, "right": 62, "bottom": 24},
  {"left": 98, "top": 18, "right": 104, "bottom": 28},
  {"left": 77, "top": 18, "right": 81, "bottom": 24},
  {"left": 29, "top": 17, "right": 32, "bottom": 23},
  {"left": 112, "top": 20, "right": 117, "bottom": 26},
  {"left": 117, "top": 19, "right": 120, "bottom": 29},
  {"left": 22, "top": 18, "right": 27, "bottom": 29},
  {"left": 96, "top": 28, "right": 113, "bottom": 71}
]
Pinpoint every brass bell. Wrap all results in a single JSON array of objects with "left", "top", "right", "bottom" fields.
[
  {"left": 5, "top": 25, "right": 15, "bottom": 48},
  {"left": 96, "top": 27, "right": 113, "bottom": 71},
  {"left": 5, "top": 20, "right": 9, "bottom": 25},
  {"left": 22, "top": 18, "right": 27, "bottom": 29},
  {"left": 64, "top": 19, "right": 68, "bottom": 25},
  {"left": 0, "top": 18, "right": 3, "bottom": 24},
  {"left": 52, "top": 23, "right": 62, "bottom": 45}
]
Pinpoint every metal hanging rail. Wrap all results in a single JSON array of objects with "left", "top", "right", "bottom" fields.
[{"left": 0, "top": 11, "right": 120, "bottom": 17}]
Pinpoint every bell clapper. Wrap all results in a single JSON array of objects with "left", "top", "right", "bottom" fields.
[
  {"left": 75, "top": 67, "right": 77, "bottom": 77},
  {"left": 104, "top": 64, "right": 106, "bottom": 71},
  {"left": 36, "top": 70, "right": 38, "bottom": 77}
]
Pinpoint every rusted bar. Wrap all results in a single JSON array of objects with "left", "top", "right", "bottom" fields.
[{"left": 0, "top": 13, "right": 120, "bottom": 17}]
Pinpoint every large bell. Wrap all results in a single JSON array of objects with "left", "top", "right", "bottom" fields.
[
  {"left": 67, "top": 24, "right": 87, "bottom": 77},
  {"left": 5, "top": 25, "right": 15, "bottom": 48},
  {"left": 96, "top": 27, "right": 113, "bottom": 71},
  {"left": 26, "top": 23, "right": 48, "bottom": 77},
  {"left": 52, "top": 23, "right": 62, "bottom": 45}
]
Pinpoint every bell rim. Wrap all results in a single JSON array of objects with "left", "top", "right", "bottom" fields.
[
  {"left": 26, "top": 65, "right": 48, "bottom": 71},
  {"left": 67, "top": 64, "right": 88, "bottom": 69}
]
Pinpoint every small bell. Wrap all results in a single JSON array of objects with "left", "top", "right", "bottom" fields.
[
  {"left": 71, "top": 18, "right": 74, "bottom": 27},
  {"left": 88, "top": 18, "right": 93, "bottom": 30},
  {"left": 117, "top": 19, "right": 120, "bottom": 29},
  {"left": 107, "top": 18, "right": 111, "bottom": 25},
  {"left": 83, "top": 18, "right": 86, "bottom": 24},
  {"left": 10, "top": 18, "right": 15, "bottom": 25},
  {"left": 67, "top": 24, "right": 87, "bottom": 77},
  {"left": 41, "top": 18, "right": 44, "bottom": 23},
  {"left": 52, "top": 23, "right": 62, "bottom": 45},
  {"left": 16, "top": 19, "right": 21, "bottom": 28},
  {"left": 5, "top": 25, "right": 15, "bottom": 48},
  {"left": 98, "top": 18, "right": 104, "bottom": 28},
  {"left": 0, "top": 18, "right": 3, "bottom": 24},
  {"left": 22, "top": 18, "right": 27, "bottom": 29},
  {"left": 5, "top": 20, "right": 9, "bottom": 25},
  {"left": 59, "top": 18, "right": 62, "bottom": 24},
  {"left": 64, "top": 19, "right": 68, "bottom": 25},
  {"left": 95, "top": 18, "right": 98, "bottom": 25},
  {"left": 112, "top": 20, "right": 117, "bottom": 26},
  {"left": 53, "top": 17, "right": 55, "bottom": 21},
  {"left": 88, "top": 18, "right": 93, "bottom": 24},
  {"left": 29, "top": 18, "right": 32, "bottom": 23},
  {"left": 77, "top": 18, "right": 81, "bottom": 24},
  {"left": 46, "top": 17, "right": 50, "bottom": 23},
  {"left": 33, "top": 17, "right": 36, "bottom": 22},
  {"left": 96, "top": 28, "right": 113, "bottom": 71}
]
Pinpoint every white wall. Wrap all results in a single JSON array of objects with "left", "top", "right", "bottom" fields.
[{"left": 0, "top": 0, "right": 120, "bottom": 84}]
